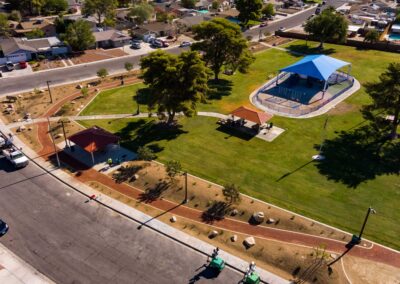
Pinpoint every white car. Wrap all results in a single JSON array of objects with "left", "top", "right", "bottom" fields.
[
  {"left": 5, "top": 61, "right": 14, "bottom": 71},
  {"left": 180, "top": 41, "right": 192, "bottom": 48}
]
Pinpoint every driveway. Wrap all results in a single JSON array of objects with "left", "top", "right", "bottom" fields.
[{"left": 0, "top": 64, "right": 33, "bottom": 79}]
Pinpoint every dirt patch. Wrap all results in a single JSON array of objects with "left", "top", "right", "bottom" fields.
[
  {"left": 343, "top": 256, "right": 400, "bottom": 284},
  {"left": 249, "top": 42, "right": 270, "bottom": 53},
  {"left": 111, "top": 161, "right": 354, "bottom": 244},
  {"left": 87, "top": 180, "right": 348, "bottom": 284},
  {"left": 11, "top": 124, "right": 41, "bottom": 152},
  {"left": 31, "top": 58, "right": 65, "bottom": 71},
  {"left": 70, "top": 48, "right": 128, "bottom": 65},
  {"left": 262, "top": 36, "right": 293, "bottom": 46}
]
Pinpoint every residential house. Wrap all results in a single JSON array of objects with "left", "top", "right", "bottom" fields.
[
  {"left": 93, "top": 29, "right": 131, "bottom": 48},
  {"left": 136, "top": 22, "right": 175, "bottom": 37},
  {"left": 176, "top": 15, "right": 211, "bottom": 30},
  {"left": 11, "top": 18, "right": 56, "bottom": 37},
  {"left": 0, "top": 37, "right": 68, "bottom": 64}
]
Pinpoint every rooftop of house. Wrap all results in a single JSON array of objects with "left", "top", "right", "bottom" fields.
[
  {"left": 176, "top": 15, "right": 211, "bottom": 27},
  {"left": 141, "top": 22, "right": 174, "bottom": 33},
  {"left": 14, "top": 18, "right": 54, "bottom": 32},
  {"left": 93, "top": 29, "right": 131, "bottom": 42},
  {"left": 0, "top": 36, "right": 62, "bottom": 55}
]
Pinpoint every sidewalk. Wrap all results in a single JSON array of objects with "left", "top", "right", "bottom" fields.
[{"left": 0, "top": 243, "right": 54, "bottom": 284}]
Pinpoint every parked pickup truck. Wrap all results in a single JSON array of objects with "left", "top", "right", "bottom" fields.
[{"left": 2, "top": 148, "right": 29, "bottom": 168}]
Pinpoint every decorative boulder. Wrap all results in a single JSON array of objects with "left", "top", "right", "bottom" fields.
[
  {"left": 252, "top": 212, "right": 265, "bottom": 223},
  {"left": 76, "top": 84, "right": 83, "bottom": 89},
  {"left": 267, "top": 218, "right": 276, "bottom": 224},
  {"left": 209, "top": 230, "right": 219, "bottom": 238},
  {"left": 133, "top": 174, "right": 139, "bottom": 180},
  {"left": 231, "top": 209, "right": 239, "bottom": 216},
  {"left": 243, "top": 237, "right": 256, "bottom": 248},
  {"left": 56, "top": 133, "right": 63, "bottom": 138},
  {"left": 170, "top": 216, "right": 177, "bottom": 223},
  {"left": 18, "top": 125, "right": 26, "bottom": 132},
  {"left": 231, "top": 235, "right": 238, "bottom": 242}
]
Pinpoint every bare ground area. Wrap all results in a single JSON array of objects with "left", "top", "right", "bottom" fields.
[
  {"left": 113, "top": 161, "right": 357, "bottom": 244},
  {"left": 70, "top": 48, "right": 128, "bottom": 65},
  {"left": 31, "top": 58, "right": 65, "bottom": 71},
  {"left": 343, "top": 256, "right": 400, "bottom": 284},
  {"left": 262, "top": 36, "right": 293, "bottom": 46}
]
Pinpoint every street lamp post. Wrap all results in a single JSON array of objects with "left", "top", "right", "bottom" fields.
[
  {"left": 46, "top": 80, "right": 53, "bottom": 103},
  {"left": 358, "top": 207, "right": 376, "bottom": 240}
]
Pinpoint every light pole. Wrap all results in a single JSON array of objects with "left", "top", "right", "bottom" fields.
[
  {"left": 358, "top": 207, "right": 376, "bottom": 240},
  {"left": 46, "top": 80, "right": 53, "bottom": 103},
  {"left": 183, "top": 172, "right": 188, "bottom": 204},
  {"left": 312, "top": 114, "right": 330, "bottom": 161},
  {"left": 58, "top": 119, "right": 69, "bottom": 149},
  {"left": 47, "top": 117, "right": 60, "bottom": 168}
]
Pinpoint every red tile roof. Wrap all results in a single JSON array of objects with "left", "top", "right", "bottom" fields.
[
  {"left": 230, "top": 106, "right": 273, "bottom": 125},
  {"left": 68, "top": 126, "right": 119, "bottom": 153}
]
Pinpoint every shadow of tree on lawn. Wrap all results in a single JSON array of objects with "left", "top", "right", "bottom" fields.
[
  {"left": 314, "top": 125, "right": 400, "bottom": 188},
  {"left": 116, "top": 120, "right": 188, "bottom": 154},
  {"left": 206, "top": 79, "right": 233, "bottom": 101},
  {"left": 285, "top": 43, "right": 336, "bottom": 57}
]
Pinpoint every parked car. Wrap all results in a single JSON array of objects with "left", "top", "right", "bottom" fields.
[
  {"left": 160, "top": 40, "right": 169, "bottom": 47},
  {"left": 5, "top": 62, "right": 14, "bottom": 71},
  {"left": 0, "top": 219, "right": 9, "bottom": 236},
  {"left": 2, "top": 148, "right": 29, "bottom": 168},
  {"left": 322, "top": 0, "right": 326, "bottom": 4},
  {"left": 151, "top": 39, "right": 163, "bottom": 48},
  {"left": 179, "top": 41, "right": 192, "bottom": 48},
  {"left": 315, "top": 7, "right": 321, "bottom": 14},
  {"left": 260, "top": 22, "right": 268, "bottom": 27},
  {"left": 131, "top": 41, "right": 141, "bottom": 49},
  {"left": 19, "top": 61, "right": 27, "bottom": 69}
]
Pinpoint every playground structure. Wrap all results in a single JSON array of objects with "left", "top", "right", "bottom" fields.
[{"left": 252, "top": 55, "right": 356, "bottom": 117}]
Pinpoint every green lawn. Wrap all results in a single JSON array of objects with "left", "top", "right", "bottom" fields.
[
  {"left": 80, "top": 83, "right": 146, "bottom": 115},
  {"left": 78, "top": 41, "right": 400, "bottom": 249}
]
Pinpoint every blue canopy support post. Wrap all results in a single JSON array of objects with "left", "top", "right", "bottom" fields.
[
  {"left": 275, "top": 71, "right": 280, "bottom": 86},
  {"left": 322, "top": 80, "right": 328, "bottom": 99},
  {"left": 347, "top": 64, "right": 352, "bottom": 79}
]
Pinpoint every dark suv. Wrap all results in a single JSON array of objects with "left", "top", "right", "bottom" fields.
[{"left": 0, "top": 219, "right": 9, "bottom": 236}]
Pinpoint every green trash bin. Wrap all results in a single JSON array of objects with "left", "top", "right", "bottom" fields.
[
  {"left": 209, "top": 256, "right": 225, "bottom": 272},
  {"left": 244, "top": 272, "right": 260, "bottom": 284}
]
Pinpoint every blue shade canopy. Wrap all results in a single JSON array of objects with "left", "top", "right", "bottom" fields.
[{"left": 280, "top": 55, "right": 350, "bottom": 81}]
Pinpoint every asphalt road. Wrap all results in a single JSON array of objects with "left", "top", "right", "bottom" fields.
[
  {"left": 0, "top": 0, "right": 346, "bottom": 97},
  {"left": 0, "top": 158, "right": 242, "bottom": 284}
]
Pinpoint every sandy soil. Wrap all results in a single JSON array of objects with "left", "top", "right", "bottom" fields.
[
  {"left": 343, "top": 256, "right": 400, "bottom": 284},
  {"left": 114, "top": 161, "right": 355, "bottom": 244}
]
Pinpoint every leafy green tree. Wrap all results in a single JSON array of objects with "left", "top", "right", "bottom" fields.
[
  {"left": 235, "top": 0, "right": 263, "bottom": 26},
  {"left": 262, "top": 3, "right": 275, "bottom": 17},
  {"left": 140, "top": 50, "right": 210, "bottom": 124},
  {"left": 304, "top": 7, "right": 347, "bottom": 49},
  {"left": 181, "top": 0, "right": 196, "bottom": 9},
  {"left": 62, "top": 20, "right": 95, "bottom": 51},
  {"left": 211, "top": 1, "right": 219, "bottom": 10},
  {"left": 192, "top": 18, "right": 255, "bottom": 80},
  {"left": 80, "top": 87, "right": 89, "bottom": 98},
  {"left": 97, "top": 68, "right": 109, "bottom": 80},
  {"left": 129, "top": 3, "right": 154, "bottom": 25},
  {"left": 8, "top": 10, "right": 22, "bottom": 22},
  {"left": 222, "top": 183, "right": 241, "bottom": 204},
  {"left": 43, "top": 0, "right": 68, "bottom": 14},
  {"left": 364, "top": 30, "right": 379, "bottom": 43},
  {"left": 137, "top": 146, "right": 156, "bottom": 161},
  {"left": 363, "top": 63, "right": 400, "bottom": 139},
  {"left": 165, "top": 160, "right": 182, "bottom": 182},
  {"left": 26, "top": 28, "right": 45, "bottom": 39},
  {"left": 82, "top": 0, "right": 118, "bottom": 25},
  {"left": 0, "top": 13, "right": 9, "bottom": 36}
]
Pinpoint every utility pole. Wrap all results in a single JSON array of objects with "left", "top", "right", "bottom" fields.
[
  {"left": 358, "top": 207, "right": 376, "bottom": 240},
  {"left": 47, "top": 117, "right": 60, "bottom": 167},
  {"left": 312, "top": 115, "right": 329, "bottom": 161},
  {"left": 183, "top": 172, "right": 188, "bottom": 204},
  {"left": 59, "top": 120, "right": 69, "bottom": 149},
  {"left": 46, "top": 80, "right": 53, "bottom": 103}
]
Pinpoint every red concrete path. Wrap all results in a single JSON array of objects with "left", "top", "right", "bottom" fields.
[{"left": 33, "top": 79, "right": 400, "bottom": 269}]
